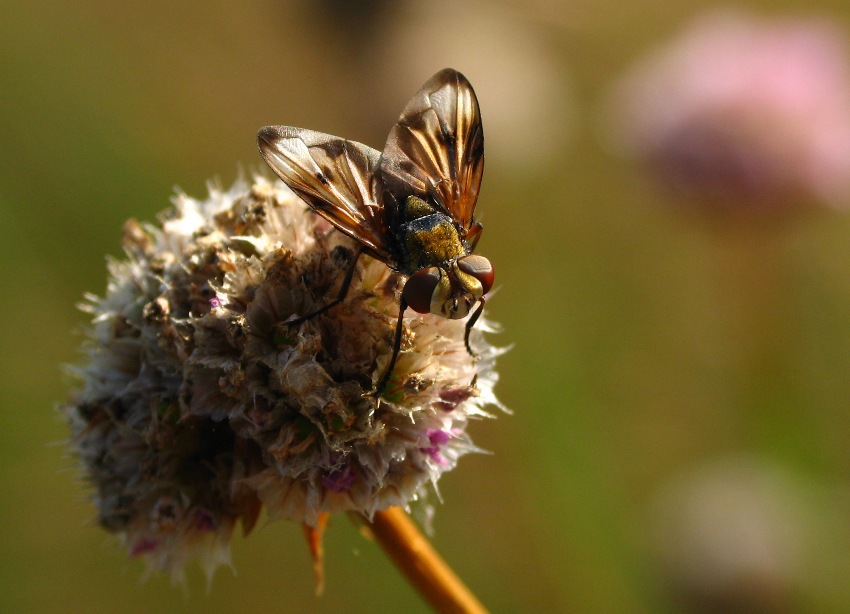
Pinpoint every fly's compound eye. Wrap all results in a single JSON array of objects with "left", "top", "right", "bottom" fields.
[
  {"left": 457, "top": 255, "right": 494, "bottom": 295},
  {"left": 403, "top": 267, "right": 447, "bottom": 314}
]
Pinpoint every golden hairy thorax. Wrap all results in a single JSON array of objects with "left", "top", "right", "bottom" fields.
[{"left": 397, "top": 195, "right": 467, "bottom": 274}]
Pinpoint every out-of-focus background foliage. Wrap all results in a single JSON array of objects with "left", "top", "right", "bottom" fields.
[{"left": 5, "top": 0, "right": 850, "bottom": 612}]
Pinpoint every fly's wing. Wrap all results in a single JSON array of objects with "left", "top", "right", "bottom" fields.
[
  {"left": 379, "top": 68, "right": 484, "bottom": 233},
  {"left": 258, "top": 126, "right": 392, "bottom": 260}
]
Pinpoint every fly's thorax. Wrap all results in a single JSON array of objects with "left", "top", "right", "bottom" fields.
[
  {"left": 403, "top": 255, "right": 495, "bottom": 320},
  {"left": 399, "top": 194, "right": 436, "bottom": 222},
  {"left": 397, "top": 195, "right": 466, "bottom": 274}
]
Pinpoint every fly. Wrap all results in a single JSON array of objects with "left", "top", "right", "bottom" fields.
[{"left": 257, "top": 68, "right": 493, "bottom": 396}]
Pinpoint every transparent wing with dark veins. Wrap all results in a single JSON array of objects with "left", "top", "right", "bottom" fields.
[
  {"left": 379, "top": 68, "right": 484, "bottom": 233},
  {"left": 257, "top": 126, "right": 392, "bottom": 260}
]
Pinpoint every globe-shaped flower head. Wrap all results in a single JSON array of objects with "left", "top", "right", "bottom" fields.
[
  {"left": 63, "top": 176, "right": 503, "bottom": 579},
  {"left": 608, "top": 10, "right": 850, "bottom": 212}
]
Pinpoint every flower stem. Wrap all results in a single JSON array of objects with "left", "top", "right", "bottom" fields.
[{"left": 365, "top": 506, "right": 488, "bottom": 614}]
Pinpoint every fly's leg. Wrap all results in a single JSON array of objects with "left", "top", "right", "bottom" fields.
[
  {"left": 288, "top": 246, "right": 362, "bottom": 326},
  {"left": 371, "top": 297, "right": 407, "bottom": 398},
  {"left": 464, "top": 297, "right": 486, "bottom": 356}
]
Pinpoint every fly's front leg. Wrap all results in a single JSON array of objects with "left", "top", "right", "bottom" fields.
[
  {"left": 464, "top": 297, "right": 486, "bottom": 357},
  {"left": 371, "top": 297, "right": 408, "bottom": 398}
]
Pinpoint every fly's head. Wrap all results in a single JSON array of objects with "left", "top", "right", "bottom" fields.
[{"left": 402, "top": 255, "right": 494, "bottom": 320}]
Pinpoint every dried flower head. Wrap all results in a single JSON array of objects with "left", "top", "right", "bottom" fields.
[
  {"left": 63, "top": 177, "right": 504, "bottom": 579},
  {"left": 607, "top": 10, "right": 850, "bottom": 212}
]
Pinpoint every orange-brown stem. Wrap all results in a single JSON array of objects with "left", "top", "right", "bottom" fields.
[
  {"left": 365, "top": 507, "right": 488, "bottom": 614},
  {"left": 303, "top": 512, "right": 330, "bottom": 595}
]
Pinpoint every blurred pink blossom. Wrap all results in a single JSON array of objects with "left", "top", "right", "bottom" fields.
[{"left": 608, "top": 10, "right": 850, "bottom": 212}]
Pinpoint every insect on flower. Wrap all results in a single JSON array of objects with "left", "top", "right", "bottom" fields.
[{"left": 257, "top": 68, "right": 494, "bottom": 395}]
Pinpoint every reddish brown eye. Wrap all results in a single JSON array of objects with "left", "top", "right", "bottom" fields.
[
  {"left": 457, "top": 255, "right": 494, "bottom": 295},
  {"left": 403, "top": 267, "right": 443, "bottom": 314}
]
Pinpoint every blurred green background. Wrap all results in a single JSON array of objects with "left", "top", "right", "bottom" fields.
[{"left": 5, "top": 1, "right": 850, "bottom": 612}]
